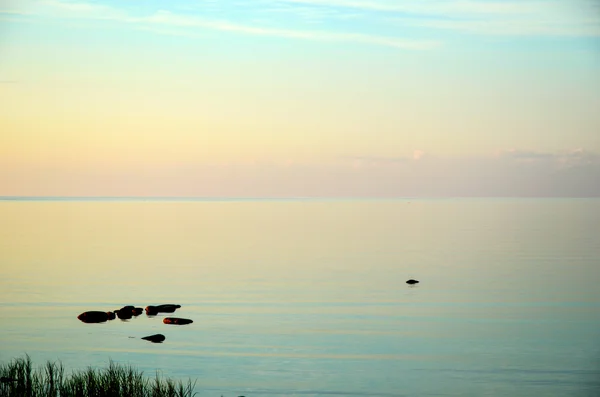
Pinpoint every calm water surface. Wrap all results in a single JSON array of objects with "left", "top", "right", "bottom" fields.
[{"left": 1, "top": 199, "right": 599, "bottom": 396}]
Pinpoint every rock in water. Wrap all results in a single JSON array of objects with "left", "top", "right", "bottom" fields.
[
  {"left": 406, "top": 279, "right": 419, "bottom": 285},
  {"left": 77, "top": 311, "right": 109, "bottom": 323},
  {"left": 141, "top": 334, "right": 166, "bottom": 343},
  {"left": 163, "top": 317, "right": 193, "bottom": 325},
  {"left": 146, "top": 304, "right": 181, "bottom": 315},
  {"left": 107, "top": 311, "right": 116, "bottom": 320},
  {"left": 156, "top": 304, "right": 181, "bottom": 313},
  {"left": 115, "top": 308, "right": 132, "bottom": 320},
  {"left": 145, "top": 306, "right": 158, "bottom": 315}
]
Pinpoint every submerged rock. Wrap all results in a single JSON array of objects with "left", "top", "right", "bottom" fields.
[
  {"left": 156, "top": 304, "right": 181, "bottom": 313},
  {"left": 146, "top": 304, "right": 181, "bottom": 315},
  {"left": 406, "top": 279, "right": 419, "bottom": 285},
  {"left": 77, "top": 311, "right": 109, "bottom": 324},
  {"left": 141, "top": 334, "right": 166, "bottom": 343},
  {"left": 163, "top": 317, "right": 193, "bottom": 325}
]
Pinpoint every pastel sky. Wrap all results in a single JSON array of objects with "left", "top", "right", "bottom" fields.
[{"left": 1, "top": 0, "right": 599, "bottom": 197}]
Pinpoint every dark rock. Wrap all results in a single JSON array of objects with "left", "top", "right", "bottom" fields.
[
  {"left": 146, "top": 304, "right": 181, "bottom": 315},
  {"left": 163, "top": 317, "right": 193, "bottom": 325},
  {"left": 107, "top": 311, "right": 116, "bottom": 320},
  {"left": 115, "top": 308, "right": 132, "bottom": 320},
  {"left": 406, "top": 279, "right": 419, "bottom": 285},
  {"left": 77, "top": 311, "right": 109, "bottom": 324},
  {"left": 141, "top": 334, "right": 166, "bottom": 343},
  {"left": 145, "top": 306, "right": 158, "bottom": 315},
  {"left": 155, "top": 304, "right": 181, "bottom": 313},
  {"left": 132, "top": 307, "right": 143, "bottom": 316},
  {"left": 1, "top": 377, "right": 17, "bottom": 383}
]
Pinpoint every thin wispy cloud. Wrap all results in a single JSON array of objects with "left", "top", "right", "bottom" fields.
[
  {"left": 2, "top": 0, "right": 438, "bottom": 50},
  {"left": 341, "top": 148, "right": 600, "bottom": 170},
  {"left": 2, "top": 0, "right": 597, "bottom": 50},
  {"left": 140, "top": 10, "right": 437, "bottom": 49},
  {"left": 254, "top": 3, "right": 360, "bottom": 24},
  {"left": 278, "top": 0, "right": 600, "bottom": 37},
  {"left": 341, "top": 155, "right": 410, "bottom": 168},
  {"left": 279, "top": 0, "right": 559, "bottom": 16},
  {"left": 278, "top": 0, "right": 592, "bottom": 19},
  {"left": 499, "top": 148, "right": 600, "bottom": 168},
  {"left": 404, "top": 18, "right": 600, "bottom": 37},
  {"left": 0, "top": 9, "right": 34, "bottom": 16}
]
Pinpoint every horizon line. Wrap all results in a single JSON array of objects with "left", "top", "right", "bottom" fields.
[{"left": 0, "top": 196, "right": 598, "bottom": 202}]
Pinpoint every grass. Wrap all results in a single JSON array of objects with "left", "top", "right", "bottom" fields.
[{"left": 0, "top": 355, "right": 197, "bottom": 397}]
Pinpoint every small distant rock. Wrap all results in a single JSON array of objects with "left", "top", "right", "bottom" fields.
[
  {"left": 77, "top": 311, "right": 109, "bottom": 324},
  {"left": 406, "top": 279, "right": 419, "bottom": 285},
  {"left": 163, "top": 317, "right": 193, "bottom": 325},
  {"left": 132, "top": 307, "right": 143, "bottom": 316},
  {"left": 106, "top": 311, "right": 116, "bottom": 320},
  {"left": 141, "top": 334, "right": 166, "bottom": 343}
]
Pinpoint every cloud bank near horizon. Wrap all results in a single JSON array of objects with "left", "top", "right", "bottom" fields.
[{"left": 2, "top": 149, "right": 598, "bottom": 197}]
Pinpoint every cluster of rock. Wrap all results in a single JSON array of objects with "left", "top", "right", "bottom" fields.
[{"left": 77, "top": 304, "right": 193, "bottom": 344}]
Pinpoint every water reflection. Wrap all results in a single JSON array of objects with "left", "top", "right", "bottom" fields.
[{"left": 1, "top": 199, "right": 599, "bottom": 396}]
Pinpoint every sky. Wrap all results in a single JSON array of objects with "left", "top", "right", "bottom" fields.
[{"left": 0, "top": 0, "right": 599, "bottom": 197}]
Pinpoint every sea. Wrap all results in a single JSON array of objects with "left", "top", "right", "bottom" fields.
[{"left": 1, "top": 198, "right": 599, "bottom": 397}]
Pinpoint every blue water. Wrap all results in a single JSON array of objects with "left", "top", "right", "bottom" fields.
[{"left": 1, "top": 198, "right": 599, "bottom": 396}]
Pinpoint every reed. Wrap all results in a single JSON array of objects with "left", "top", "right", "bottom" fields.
[{"left": 0, "top": 355, "right": 197, "bottom": 397}]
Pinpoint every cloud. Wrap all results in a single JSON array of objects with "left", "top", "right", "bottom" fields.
[
  {"left": 6, "top": 0, "right": 596, "bottom": 50},
  {"left": 0, "top": 9, "right": 33, "bottom": 16},
  {"left": 499, "top": 148, "right": 556, "bottom": 161},
  {"left": 7, "top": 0, "right": 438, "bottom": 50},
  {"left": 280, "top": 0, "right": 600, "bottom": 37},
  {"left": 403, "top": 15, "right": 600, "bottom": 37},
  {"left": 412, "top": 149, "right": 425, "bottom": 160},
  {"left": 255, "top": 2, "right": 358, "bottom": 24},
  {"left": 341, "top": 155, "right": 410, "bottom": 167},
  {"left": 499, "top": 148, "right": 600, "bottom": 168},
  {"left": 38, "top": 0, "right": 127, "bottom": 20},
  {"left": 341, "top": 148, "right": 600, "bottom": 170},
  {"left": 138, "top": 10, "right": 437, "bottom": 49},
  {"left": 3, "top": 149, "right": 599, "bottom": 197},
  {"left": 556, "top": 149, "right": 600, "bottom": 167},
  {"left": 342, "top": 150, "right": 426, "bottom": 166},
  {"left": 279, "top": 0, "right": 593, "bottom": 19},
  {"left": 0, "top": 0, "right": 38, "bottom": 14}
]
